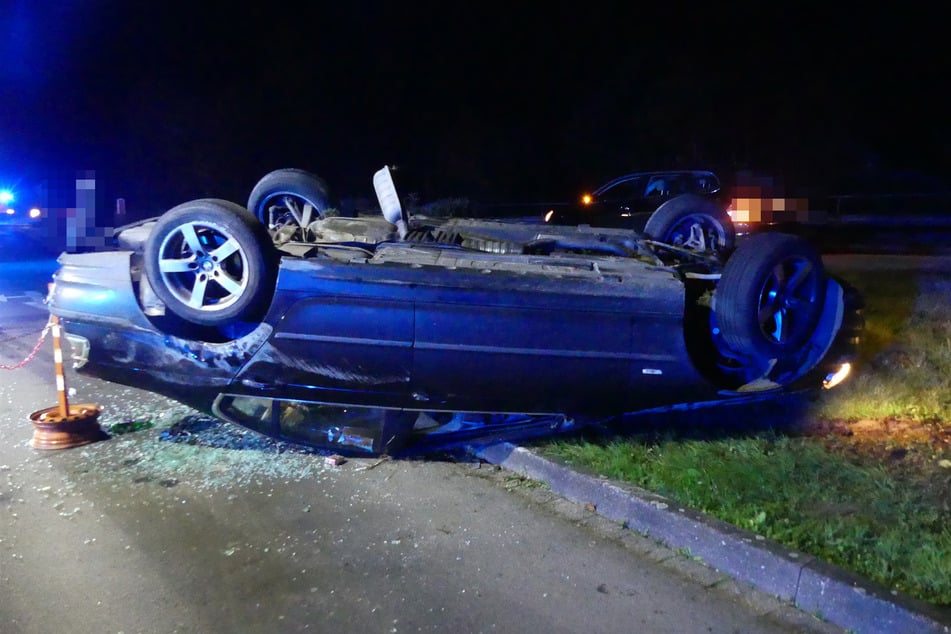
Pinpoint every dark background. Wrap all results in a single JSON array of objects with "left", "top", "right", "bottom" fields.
[{"left": 1, "top": 2, "right": 948, "bottom": 216}]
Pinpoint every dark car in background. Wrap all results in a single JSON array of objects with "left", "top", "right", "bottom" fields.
[
  {"left": 48, "top": 167, "right": 860, "bottom": 455},
  {"left": 543, "top": 170, "right": 734, "bottom": 255},
  {"left": 544, "top": 170, "right": 725, "bottom": 224}
]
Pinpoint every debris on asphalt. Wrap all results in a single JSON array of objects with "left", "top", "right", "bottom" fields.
[
  {"left": 37, "top": 399, "right": 350, "bottom": 492},
  {"left": 358, "top": 456, "right": 391, "bottom": 471},
  {"left": 158, "top": 414, "right": 319, "bottom": 455},
  {"left": 107, "top": 417, "right": 154, "bottom": 435}
]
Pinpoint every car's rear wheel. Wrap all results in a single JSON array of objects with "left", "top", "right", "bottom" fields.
[
  {"left": 716, "top": 233, "right": 825, "bottom": 374},
  {"left": 248, "top": 168, "right": 335, "bottom": 231},
  {"left": 144, "top": 199, "right": 277, "bottom": 327},
  {"left": 644, "top": 194, "right": 734, "bottom": 255}
]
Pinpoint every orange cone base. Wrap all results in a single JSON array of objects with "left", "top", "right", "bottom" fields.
[{"left": 29, "top": 404, "right": 107, "bottom": 450}]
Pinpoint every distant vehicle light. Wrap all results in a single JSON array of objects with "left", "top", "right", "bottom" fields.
[
  {"left": 543, "top": 209, "right": 554, "bottom": 223},
  {"left": 0, "top": 190, "right": 13, "bottom": 204},
  {"left": 29, "top": 207, "right": 42, "bottom": 219},
  {"left": 4, "top": 207, "right": 14, "bottom": 216},
  {"left": 823, "top": 362, "right": 851, "bottom": 389},
  {"left": 581, "top": 194, "right": 592, "bottom": 205}
]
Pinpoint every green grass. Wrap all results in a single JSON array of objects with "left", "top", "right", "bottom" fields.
[
  {"left": 537, "top": 263, "right": 951, "bottom": 605},
  {"left": 817, "top": 268, "right": 951, "bottom": 422}
]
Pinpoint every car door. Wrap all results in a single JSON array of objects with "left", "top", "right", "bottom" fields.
[
  {"left": 234, "top": 260, "right": 416, "bottom": 408},
  {"left": 410, "top": 262, "right": 690, "bottom": 416}
]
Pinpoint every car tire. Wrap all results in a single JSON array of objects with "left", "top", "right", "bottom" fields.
[
  {"left": 144, "top": 199, "right": 277, "bottom": 327},
  {"left": 716, "top": 233, "right": 826, "bottom": 370},
  {"left": 248, "top": 168, "right": 335, "bottom": 229},
  {"left": 644, "top": 194, "right": 735, "bottom": 254}
]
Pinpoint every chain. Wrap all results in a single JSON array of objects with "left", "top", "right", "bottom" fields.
[{"left": 0, "top": 316, "right": 53, "bottom": 370}]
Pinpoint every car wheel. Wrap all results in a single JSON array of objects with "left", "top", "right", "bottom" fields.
[
  {"left": 144, "top": 199, "right": 277, "bottom": 327},
  {"left": 248, "top": 168, "right": 335, "bottom": 231},
  {"left": 716, "top": 233, "right": 825, "bottom": 370},
  {"left": 644, "top": 194, "right": 735, "bottom": 254}
]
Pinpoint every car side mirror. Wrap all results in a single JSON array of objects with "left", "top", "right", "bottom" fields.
[{"left": 373, "top": 166, "right": 408, "bottom": 240}]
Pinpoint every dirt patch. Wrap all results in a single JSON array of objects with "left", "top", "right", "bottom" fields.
[
  {"left": 801, "top": 416, "right": 951, "bottom": 511},
  {"left": 806, "top": 416, "right": 948, "bottom": 444}
]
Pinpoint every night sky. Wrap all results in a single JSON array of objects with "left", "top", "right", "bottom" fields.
[{"left": 1, "top": 2, "right": 948, "bottom": 215}]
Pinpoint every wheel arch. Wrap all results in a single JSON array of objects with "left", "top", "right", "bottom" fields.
[{"left": 645, "top": 193, "right": 735, "bottom": 254}]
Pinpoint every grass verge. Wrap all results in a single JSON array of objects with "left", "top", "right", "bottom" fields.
[
  {"left": 817, "top": 266, "right": 951, "bottom": 422},
  {"left": 539, "top": 260, "right": 951, "bottom": 605}
]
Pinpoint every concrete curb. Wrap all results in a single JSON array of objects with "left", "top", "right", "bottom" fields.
[{"left": 471, "top": 442, "right": 951, "bottom": 634}]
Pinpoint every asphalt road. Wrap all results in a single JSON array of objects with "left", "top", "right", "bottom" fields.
[{"left": 0, "top": 245, "right": 845, "bottom": 633}]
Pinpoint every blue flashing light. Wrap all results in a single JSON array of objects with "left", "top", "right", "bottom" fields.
[{"left": 0, "top": 190, "right": 13, "bottom": 204}]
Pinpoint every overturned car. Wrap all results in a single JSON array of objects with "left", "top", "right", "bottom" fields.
[{"left": 48, "top": 168, "right": 860, "bottom": 454}]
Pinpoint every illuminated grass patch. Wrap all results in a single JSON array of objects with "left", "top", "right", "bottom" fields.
[{"left": 817, "top": 268, "right": 951, "bottom": 423}]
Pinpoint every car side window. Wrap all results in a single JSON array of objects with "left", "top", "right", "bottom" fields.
[
  {"left": 644, "top": 176, "right": 667, "bottom": 197},
  {"left": 600, "top": 178, "right": 644, "bottom": 203},
  {"left": 666, "top": 176, "right": 687, "bottom": 195},
  {"left": 693, "top": 175, "right": 720, "bottom": 194}
]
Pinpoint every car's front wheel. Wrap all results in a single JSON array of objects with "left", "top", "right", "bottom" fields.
[
  {"left": 644, "top": 194, "right": 735, "bottom": 255},
  {"left": 716, "top": 233, "right": 826, "bottom": 376},
  {"left": 144, "top": 199, "right": 277, "bottom": 327}
]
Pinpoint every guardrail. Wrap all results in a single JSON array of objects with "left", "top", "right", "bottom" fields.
[{"left": 828, "top": 192, "right": 951, "bottom": 220}]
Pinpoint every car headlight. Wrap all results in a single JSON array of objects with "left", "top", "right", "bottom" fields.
[{"left": 823, "top": 362, "right": 852, "bottom": 389}]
